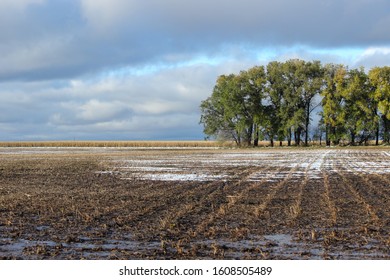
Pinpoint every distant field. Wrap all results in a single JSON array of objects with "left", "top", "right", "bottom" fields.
[
  {"left": 0, "top": 140, "right": 225, "bottom": 148},
  {"left": 0, "top": 140, "right": 387, "bottom": 148}
]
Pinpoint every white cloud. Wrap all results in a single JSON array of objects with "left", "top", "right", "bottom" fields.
[
  {"left": 354, "top": 47, "right": 390, "bottom": 68},
  {"left": 78, "top": 99, "right": 131, "bottom": 122},
  {"left": 134, "top": 101, "right": 189, "bottom": 115},
  {"left": 361, "top": 47, "right": 390, "bottom": 57},
  {"left": 14, "top": 60, "right": 218, "bottom": 139}
]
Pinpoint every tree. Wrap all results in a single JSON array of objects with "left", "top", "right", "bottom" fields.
[
  {"left": 200, "top": 75, "right": 242, "bottom": 144},
  {"left": 369, "top": 66, "right": 390, "bottom": 143},
  {"left": 200, "top": 60, "right": 389, "bottom": 147},
  {"left": 321, "top": 64, "right": 348, "bottom": 145},
  {"left": 200, "top": 67, "right": 266, "bottom": 146},
  {"left": 281, "top": 59, "right": 322, "bottom": 146},
  {"left": 238, "top": 66, "right": 267, "bottom": 146},
  {"left": 300, "top": 60, "right": 324, "bottom": 146},
  {"left": 280, "top": 59, "right": 306, "bottom": 145},
  {"left": 342, "top": 68, "right": 377, "bottom": 145},
  {"left": 266, "top": 61, "right": 290, "bottom": 146}
]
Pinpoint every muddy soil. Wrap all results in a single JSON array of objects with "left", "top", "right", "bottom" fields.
[{"left": 0, "top": 148, "right": 389, "bottom": 259}]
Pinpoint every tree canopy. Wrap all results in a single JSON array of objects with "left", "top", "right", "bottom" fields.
[{"left": 200, "top": 59, "right": 390, "bottom": 146}]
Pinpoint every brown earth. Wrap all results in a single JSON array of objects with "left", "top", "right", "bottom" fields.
[{"left": 0, "top": 148, "right": 389, "bottom": 259}]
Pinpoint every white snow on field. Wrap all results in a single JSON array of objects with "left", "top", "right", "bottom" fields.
[
  {"left": 113, "top": 149, "right": 390, "bottom": 182},
  {"left": 133, "top": 173, "right": 229, "bottom": 181},
  {"left": 2, "top": 147, "right": 389, "bottom": 181},
  {"left": 119, "top": 166, "right": 184, "bottom": 172},
  {"left": 311, "top": 150, "right": 331, "bottom": 170}
]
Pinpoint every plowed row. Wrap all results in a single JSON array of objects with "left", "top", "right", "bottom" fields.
[{"left": 0, "top": 148, "right": 389, "bottom": 259}]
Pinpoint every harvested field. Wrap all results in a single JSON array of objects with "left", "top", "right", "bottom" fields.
[{"left": 1, "top": 147, "right": 390, "bottom": 260}]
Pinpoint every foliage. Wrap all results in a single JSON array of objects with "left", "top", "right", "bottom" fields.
[
  {"left": 200, "top": 60, "right": 390, "bottom": 146},
  {"left": 200, "top": 67, "right": 266, "bottom": 145},
  {"left": 369, "top": 66, "right": 390, "bottom": 143}
]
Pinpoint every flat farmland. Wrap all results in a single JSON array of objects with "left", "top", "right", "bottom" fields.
[{"left": 1, "top": 147, "right": 390, "bottom": 259}]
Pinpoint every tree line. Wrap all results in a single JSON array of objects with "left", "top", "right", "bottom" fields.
[{"left": 200, "top": 59, "right": 390, "bottom": 146}]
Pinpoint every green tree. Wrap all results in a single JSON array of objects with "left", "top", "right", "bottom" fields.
[
  {"left": 342, "top": 68, "right": 377, "bottom": 145},
  {"left": 369, "top": 66, "right": 390, "bottom": 143},
  {"left": 321, "top": 64, "right": 348, "bottom": 145},
  {"left": 238, "top": 66, "right": 267, "bottom": 146},
  {"left": 200, "top": 60, "right": 387, "bottom": 147},
  {"left": 266, "top": 61, "right": 289, "bottom": 146},
  {"left": 281, "top": 59, "right": 322, "bottom": 146},
  {"left": 200, "top": 75, "right": 241, "bottom": 144},
  {"left": 300, "top": 60, "right": 324, "bottom": 146},
  {"left": 200, "top": 68, "right": 266, "bottom": 146}
]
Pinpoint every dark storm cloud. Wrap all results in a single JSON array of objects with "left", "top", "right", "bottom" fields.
[
  {"left": 2, "top": 0, "right": 390, "bottom": 81},
  {"left": 83, "top": 0, "right": 390, "bottom": 49},
  {"left": 156, "top": 0, "right": 387, "bottom": 46}
]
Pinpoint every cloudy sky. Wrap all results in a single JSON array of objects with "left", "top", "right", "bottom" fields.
[{"left": 1, "top": 0, "right": 390, "bottom": 140}]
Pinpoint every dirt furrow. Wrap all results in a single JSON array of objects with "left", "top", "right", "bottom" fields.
[
  {"left": 330, "top": 155, "right": 379, "bottom": 226},
  {"left": 322, "top": 166, "right": 338, "bottom": 226},
  {"left": 295, "top": 153, "right": 335, "bottom": 228},
  {"left": 342, "top": 152, "right": 390, "bottom": 197},
  {"left": 216, "top": 165, "right": 288, "bottom": 213},
  {"left": 247, "top": 153, "right": 324, "bottom": 232},
  {"left": 192, "top": 165, "right": 289, "bottom": 238},
  {"left": 143, "top": 166, "right": 261, "bottom": 239},
  {"left": 338, "top": 156, "right": 390, "bottom": 224},
  {"left": 158, "top": 167, "right": 266, "bottom": 236}
]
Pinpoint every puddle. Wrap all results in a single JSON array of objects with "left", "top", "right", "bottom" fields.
[
  {"left": 192, "top": 231, "right": 389, "bottom": 259},
  {"left": 0, "top": 235, "right": 162, "bottom": 259},
  {"left": 1, "top": 230, "right": 388, "bottom": 259},
  {"left": 36, "top": 226, "right": 50, "bottom": 231},
  {"left": 264, "top": 234, "right": 293, "bottom": 246},
  {"left": 0, "top": 238, "right": 58, "bottom": 253}
]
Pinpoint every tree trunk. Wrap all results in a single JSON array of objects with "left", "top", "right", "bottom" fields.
[
  {"left": 253, "top": 124, "right": 259, "bottom": 147},
  {"left": 331, "top": 126, "right": 338, "bottom": 145},
  {"left": 376, "top": 124, "right": 380, "bottom": 146},
  {"left": 294, "top": 131, "right": 297, "bottom": 146},
  {"left": 326, "top": 125, "right": 330, "bottom": 146},
  {"left": 287, "top": 128, "right": 292, "bottom": 146},
  {"left": 351, "top": 131, "right": 356, "bottom": 145},
  {"left": 295, "top": 127, "right": 302, "bottom": 146},
  {"left": 247, "top": 125, "right": 253, "bottom": 146},
  {"left": 305, "top": 109, "right": 310, "bottom": 146},
  {"left": 304, "top": 127, "right": 309, "bottom": 146},
  {"left": 235, "top": 132, "right": 241, "bottom": 146},
  {"left": 375, "top": 109, "right": 380, "bottom": 146},
  {"left": 382, "top": 115, "right": 390, "bottom": 144}
]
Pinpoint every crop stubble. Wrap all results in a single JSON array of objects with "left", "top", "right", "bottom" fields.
[{"left": 0, "top": 147, "right": 390, "bottom": 259}]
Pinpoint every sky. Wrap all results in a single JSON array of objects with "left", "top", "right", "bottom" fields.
[{"left": 1, "top": 0, "right": 390, "bottom": 141}]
